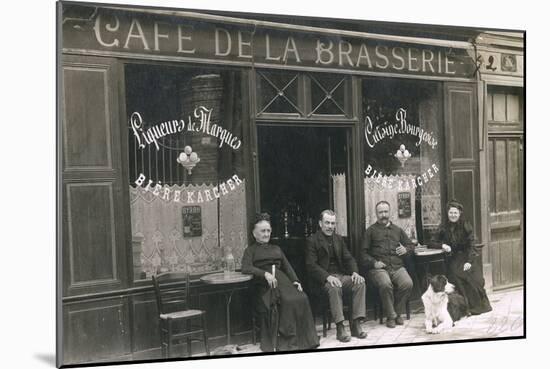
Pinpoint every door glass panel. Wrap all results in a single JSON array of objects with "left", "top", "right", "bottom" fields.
[
  {"left": 507, "top": 94, "right": 520, "bottom": 122},
  {"left": 487, "top": 86, "right": 523, "bottom": 126},
  {"left": 492, "top": 93, "right": 506, "bottom": 122}
]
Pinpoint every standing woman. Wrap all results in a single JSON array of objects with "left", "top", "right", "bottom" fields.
[
  {"left": 431, "top": 200, "right": 492, "bottom": 315},
  {"left": 241, "top": 213, "right": 319, "bottom": 352}
]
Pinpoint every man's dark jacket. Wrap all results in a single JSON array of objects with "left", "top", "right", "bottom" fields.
[{"left": 305, "top": 230, "right": 358, "bottom": 289}]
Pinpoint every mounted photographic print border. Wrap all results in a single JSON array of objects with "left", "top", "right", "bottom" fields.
[{"left": 57, "top": 0, "right": 525, "bottom": 367}]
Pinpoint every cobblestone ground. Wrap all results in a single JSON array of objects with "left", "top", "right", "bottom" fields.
[{"left": 232, "top": 287, "right": 523, "bottom": 354}]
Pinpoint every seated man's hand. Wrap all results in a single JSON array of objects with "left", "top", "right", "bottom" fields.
[
  {"left": 374, "top": 261, "right": 386, "bottom": 269},
  {"left": 351, "top": 272, "right": 365, "bottom": 284},
  {"left": 442, "top": 244, "right": 452, "bottom": 253},
  {"left": 293, "top": 281, "right": 303, "bottom": 292},
  {"left": 396, "top": 245, "right": 407, "bottom": 256},
  {"left": 326, "top": 275, "right": 342, "bottom": 288}
]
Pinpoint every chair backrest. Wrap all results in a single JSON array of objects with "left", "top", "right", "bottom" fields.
[{"left": 152, "top": 272, "right": 190, "bottom": 315}]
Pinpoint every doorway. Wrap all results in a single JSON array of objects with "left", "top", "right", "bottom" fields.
[
  {"left": 486, "top": 85, "right": 524, "bottom": 289},
  {"left": 256, "top": 125, "right": 351, "bottom": 286}
]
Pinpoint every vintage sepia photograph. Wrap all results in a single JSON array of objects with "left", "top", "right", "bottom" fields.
[{"left": 56, "top": 0, "right": 525, "bottom": 366}]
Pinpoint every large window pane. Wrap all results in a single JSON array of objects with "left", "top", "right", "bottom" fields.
[
  {"left": 362, "top": 78, "right": 444, "bottom": 243},
  {"left": 125, "top": 64, "right": 247, "bottom": 280}
]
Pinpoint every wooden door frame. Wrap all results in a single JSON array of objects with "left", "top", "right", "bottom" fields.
[
  {"left": 248, "top": 72, "right": 365, "bottom": 256},
  {"left": 251, "top": 121, "right": 361, "bottom": 253}
]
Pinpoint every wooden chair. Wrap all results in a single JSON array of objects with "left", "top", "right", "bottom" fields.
[{"left": 152, "top": 272, "right": 210, "bottom": 358}]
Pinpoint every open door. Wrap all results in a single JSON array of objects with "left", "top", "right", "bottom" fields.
[{"left": 256, "top": 125, "right": 351, "bottom": 289}]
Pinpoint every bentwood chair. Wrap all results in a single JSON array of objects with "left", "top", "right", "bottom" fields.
[{"left": 152, "top": 272, "right": 210, "bottom": 358}]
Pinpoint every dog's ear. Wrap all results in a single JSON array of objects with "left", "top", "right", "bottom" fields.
[{"left": 426, "top": 273, "right": 433, "bottom": 287}]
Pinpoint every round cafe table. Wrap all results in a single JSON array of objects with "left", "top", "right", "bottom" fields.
[
  {"left": 200, "top": 271, "right": 252, "bottom": 345},
  {"left": 414, "top": 247, "right": 447, "bottom": 292}
]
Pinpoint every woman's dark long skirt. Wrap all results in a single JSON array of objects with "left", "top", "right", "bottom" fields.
[
  {"left": 447, "top": 251, "right": 492, "bottom": 315},
  {"left": 255, "top": 270, "right": 319, "bottom": 352}
]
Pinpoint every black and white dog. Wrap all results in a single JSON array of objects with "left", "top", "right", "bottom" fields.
[{"left": 422, "top": 275, "right": 468, "bottom": 334}]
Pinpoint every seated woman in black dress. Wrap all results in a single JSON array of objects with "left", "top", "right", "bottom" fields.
[
  {"left": 430, "top": 200, "right": 492, "bottom": 315},
  {"left": 241, "top": 213, "right": 319, "bottom": 352}
]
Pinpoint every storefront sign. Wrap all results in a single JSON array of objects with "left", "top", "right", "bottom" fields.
[{"left": 63, "top": 7, "right": 476, "bottom": 78}]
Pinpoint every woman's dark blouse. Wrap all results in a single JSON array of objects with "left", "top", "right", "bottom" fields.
[
  {"left": 430, "top": 221, "right": 478, "bottom": 263},
  {"left": 241, "top": 242, "right": 299, "bottom": 283}
]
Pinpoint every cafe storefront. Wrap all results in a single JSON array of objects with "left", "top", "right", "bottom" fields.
[{"left": 59, "top": 2, "right": 493, "bottom": 365}]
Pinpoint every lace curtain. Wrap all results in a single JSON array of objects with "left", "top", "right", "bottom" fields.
[
  {"left": 364, "top": 175, "right": 416, "bottom": 236},
  {"left": 332, "top": 173, "right": 348, "bottom": 236},
  {"left": 130, "top": 181, "right": 247, "bottom": 279},
  {"left": 332, "top": 174, "right": 417, "bottom": 237}
]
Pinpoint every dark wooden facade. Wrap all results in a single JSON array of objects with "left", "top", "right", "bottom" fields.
[
  {"left": 60, "top": 54, "right": 257, "bottom": 364},
  {"left": 58, "top": 4, "right": 523, "bottom": 366},
  {"left": 476, "top": 31, "right": 524, "bottom": 290},
  {"left": 443, "top": 82, "right": 482, "bottom": 240}
]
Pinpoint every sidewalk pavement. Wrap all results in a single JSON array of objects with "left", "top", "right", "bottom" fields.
[{"left": 233, "top": 287, "right": 523, "bottom": 354}]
